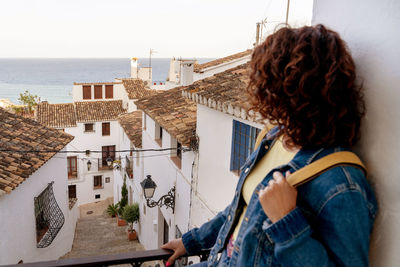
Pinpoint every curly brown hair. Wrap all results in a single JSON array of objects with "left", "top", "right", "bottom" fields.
[{"left": 247, "top": 24, "right": 365, "bottom": 148}]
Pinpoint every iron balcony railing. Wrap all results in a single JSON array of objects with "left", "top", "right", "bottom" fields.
[{"left": 4, "top": 249, "right": 210, "bottom": 267}]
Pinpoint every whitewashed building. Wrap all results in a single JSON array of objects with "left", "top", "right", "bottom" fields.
[
  {"left": 0, "top": 108, "right": 79, "bottom": 265},
  {"left": 165, "top": 50, "right": 252, "bottom": 90},
  {"left": 180, "top": 63, "right": 264, "bottom": 227},
  {"left": 113, "top": 111, "right": 143, "bottom": 207},
  {"left": 36, "top": 100, "right": 126, "bottom": 206},
  {"left": 134, "top": 87, "right": 197, "bottom": 250}
]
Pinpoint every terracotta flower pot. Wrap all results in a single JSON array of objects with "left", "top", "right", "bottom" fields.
[
  {"left": 128, "top": 229, "right": 137, "bottom": 241},
  {"left": 117, "top": 217, "right": 127, "bottom": 226}
]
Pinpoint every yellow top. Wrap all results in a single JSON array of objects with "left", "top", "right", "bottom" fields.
[{"left": 232, "top": 135, "right": 296, "bottom": 240}]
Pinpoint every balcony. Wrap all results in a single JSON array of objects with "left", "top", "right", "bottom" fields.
[
  {"left": 8, "top": 249, "right": 210, "bottom": 267},
  {"left": 98, "top": 158, "right": 113, "bottom": 171},
  {"left": 125, "top": 155, "right": 133, "bottom": 179}
]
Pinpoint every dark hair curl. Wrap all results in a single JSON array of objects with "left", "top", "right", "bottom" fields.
[{"left": 247, "top": 24, "right": 365, "bottom": 148}]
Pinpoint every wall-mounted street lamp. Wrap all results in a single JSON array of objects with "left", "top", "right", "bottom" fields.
[
  {"left": 106, "top": 157, "right": 113, "bottom": 167},
  {"left": 140, "top": 175, "right": 175, "bottom": 213},
  {"left": 87, "top": 160, "right": 92, "bottom": 171}
]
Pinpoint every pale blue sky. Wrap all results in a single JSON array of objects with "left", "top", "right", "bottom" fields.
[{"left": 0, "top": 0, "right": 313, "bottom": 58}]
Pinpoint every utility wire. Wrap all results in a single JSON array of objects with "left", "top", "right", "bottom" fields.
[{"left": 0, "top": 147, "right": 191, "bottom": 153}]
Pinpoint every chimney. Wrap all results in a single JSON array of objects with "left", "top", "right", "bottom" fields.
[{"left": 130, "top": 57, "right": 138, "bottom": 78}]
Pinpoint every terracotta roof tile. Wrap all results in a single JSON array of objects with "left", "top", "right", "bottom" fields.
[
  {"left": 0, "top": 108, "right": 73, "bottom": 196},
  {"left": 120, "top": 78, "right": 158, "bottom": 100},
  {"left": 194, "top": 50, "right": 252, "bottom": 73},
  {"left": 36, "top": 102, "right": 77, "bottom": 128},
  {"left": 75, "top": 100, "right": 126, "bottom": 123},
  {"left": 182, "top": 63, "right": 253, "bottom": 121},
  {"left": 135, "top": 88, "right": 196, "bottom": 146},
  {"left": 118, "top": 111, "right": 142, "bottom": 148}
]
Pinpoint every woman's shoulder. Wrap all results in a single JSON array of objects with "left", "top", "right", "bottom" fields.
[{"left": 296, "top": 149, "right": 377, "bottom": 218}]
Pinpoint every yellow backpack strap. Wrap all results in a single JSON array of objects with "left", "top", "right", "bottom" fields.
[
  {"left": 254, "top": 124, "right": 275, "bottom": 151},
  {"left": 287, "top": 151, "right": 367, "bottom": 188}
]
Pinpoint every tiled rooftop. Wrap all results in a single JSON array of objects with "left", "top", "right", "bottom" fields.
[
  {"left": 135, "top": 88, "right": 196, "bottom": 147},
  {"left": 0, "top": 108, "right": 74, "bottom": 195},
  {"left": 120, "top": 78, "right": 158, "bottom": 100},
  {"left": 36, "top": 102, "right": 77, "bottom": 128},
  {"left": 193, "top": 50, "right": 252, "bottom": 73},
  {"left": 75, "top": 100, "right": 126, "bottom": 123},
  {"left": 118, "top": 111, "right": 142, "bottom": 148},
  {"left": 182, "top": 63, "right": 253, "bottom": 121}
]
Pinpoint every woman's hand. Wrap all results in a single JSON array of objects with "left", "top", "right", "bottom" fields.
[
  {"left": 259, "top": 171, "right": 297, "bottom": 223},
  {"left": 161, "top": 238, "right": 187, "bottom": 266}
]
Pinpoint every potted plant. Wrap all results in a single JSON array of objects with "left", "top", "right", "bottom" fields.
[
  {"left": 107, "top": 203, "right": 119, "bottom": 218},
  {"left": 122, "top": 203, "right": 140, "bottom": 241},
  {"left": 117, "top": 177, "right": 128, "bottom": 226}
]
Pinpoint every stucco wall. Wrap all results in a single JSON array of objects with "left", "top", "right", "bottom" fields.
[
  {"left": 65, "top": 121, "right": 118, "bottom": 206},
  {"left": 72, "top": 83, "right": 126, "bottom": 103},
  {"left": 191, "top": 104, "right": 263, "bottom": 226},
  {"left": 311, "top": 1, "right": 400, "bottom": 265},
  {"left": 132, "top": 115, "right": 194, "bottom": 249},
  {"left": 0, "top": 151, "right": 79, "bottom": 265},
  {"left": 193, "top": 56, "right": 250, "bottom": 82}
]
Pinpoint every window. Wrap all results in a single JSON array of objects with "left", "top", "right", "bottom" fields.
[
  {"left": 155, "top": 123, "right": 163, "bottom": 146},
  {"left": 105, "top": 85, "right": 113, "bottom": 99},
  {"left": 68, "top": 185, "right": 76, "bottom": 199},
  {"left": 83, "top": 85, "right": 91, "bottom": 99},
  {"left": 95, "top": 194, "right": 101, "bottom": 199},
  {"left": 67, "top": 156, "right": 77, "bottom": 179},
  {"left": 170, "top": 138, "right": 181, "bottom": 169},
  {"left": 102, "top": 122, "right": 110, "bottom": 136},
  {"left": 230, "top": 120, "right": 260, "bottom": 174},
  {"left": 84, "top": 123, "right": 94, "bottom": 132},
  {"left": 101, "top": 145, "right": 115, "bottom": 168},
  {"left": 177, "top": 142, "right": 182, "bottom": 160},
  {"left": 94, "top": 85, "right": 102, "bottom": 99},
  {"left": 94, "top": 175, "right": 103, "bottom": 189}
]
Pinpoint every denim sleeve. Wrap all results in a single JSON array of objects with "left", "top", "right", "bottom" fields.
[
  {"left": 182, "top": 205, "right": 230, "bottom": 255},
  {"left": 263, "top": 189, "right": 374, "bottom": 267}
]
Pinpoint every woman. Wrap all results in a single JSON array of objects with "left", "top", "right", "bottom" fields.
[{"left": 162, "top": 24, "right": 377, "bottom": 266}]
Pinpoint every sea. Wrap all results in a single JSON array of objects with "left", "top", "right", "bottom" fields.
[{"left": 0, "top": 58, "right": 212, "bottom": 104}]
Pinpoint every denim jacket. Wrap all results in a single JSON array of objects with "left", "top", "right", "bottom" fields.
[{"left": 182, "top": 127, "right": 377, "bottom": 266}]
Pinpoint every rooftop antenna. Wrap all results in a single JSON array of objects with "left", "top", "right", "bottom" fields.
[
  {"left": 149, "top": 48, "right": 157, "bottom": 80},
  {"left": 285, "top": 0, "right": 290, "bottom": 25}
]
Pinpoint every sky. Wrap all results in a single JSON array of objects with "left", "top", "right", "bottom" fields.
[{"left": 0, "top": 0, "right": 313, "bottom": 58}]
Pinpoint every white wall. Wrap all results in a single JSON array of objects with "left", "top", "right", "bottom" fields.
[
  {"left": 191, "top": 104, "right": 263, "bottom": 227},
  {"left": 193, "top": 56, "right": 250, "bottom": 82},
  {"left": 72, "top": 83, "right": 126, "bottom": 104},
  {"left": 65, "top": 121, "right": 119, "bottom": 206},
  {"left": 133, "top": 115, "right": 195, "bottom": 249},
  {"left": 0, "top": 151, "right": 79, "bottom": 265},
  {"left": 312, "top": 1, "right": 400, "bottom": 266}
]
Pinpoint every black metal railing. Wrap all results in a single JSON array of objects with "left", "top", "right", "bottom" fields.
[{"left": 4, "top": 249, "right": 210, "bottom": 267}]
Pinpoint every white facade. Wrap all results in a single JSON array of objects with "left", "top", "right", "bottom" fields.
[
  {"left": 0, "top": 150, "right": 79, "bottom": 265},
  {"left": 312, "top": 0, "right": 400, "bottom": 266},
  {"left": 193, "top": 56, "right": 250, "bottom": 82},
  {"left": 114, "top": 113, "right": 195, "bottom": 250},
  {"left": 190, "top": 104, "right": 263, "bottom": 227},
  {"left": 72, "top": 83, "right": 126, "bottom": 104},
  {"left": 65, "top": 121, "right": 119, "bottom": 206},
  {"left": 165, "top": 56, "right": 250, "bottom": 90}
]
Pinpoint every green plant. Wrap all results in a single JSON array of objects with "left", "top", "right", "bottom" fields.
[
  {"left": 107, "top": 203, "right": 119, "bottom": 217},
  {"left": 18, "top": 90, "right": 40, "bottom": 113},
  {"left": 122, "top": 203, "right": 140, "bottom": 231},
  {"left": 118, "top": 178, "right": 128, "bottom": 216}
]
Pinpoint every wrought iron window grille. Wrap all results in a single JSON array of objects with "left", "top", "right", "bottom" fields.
[{"left": 34, "top": 181, "right": 65, "bottom": 248}]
